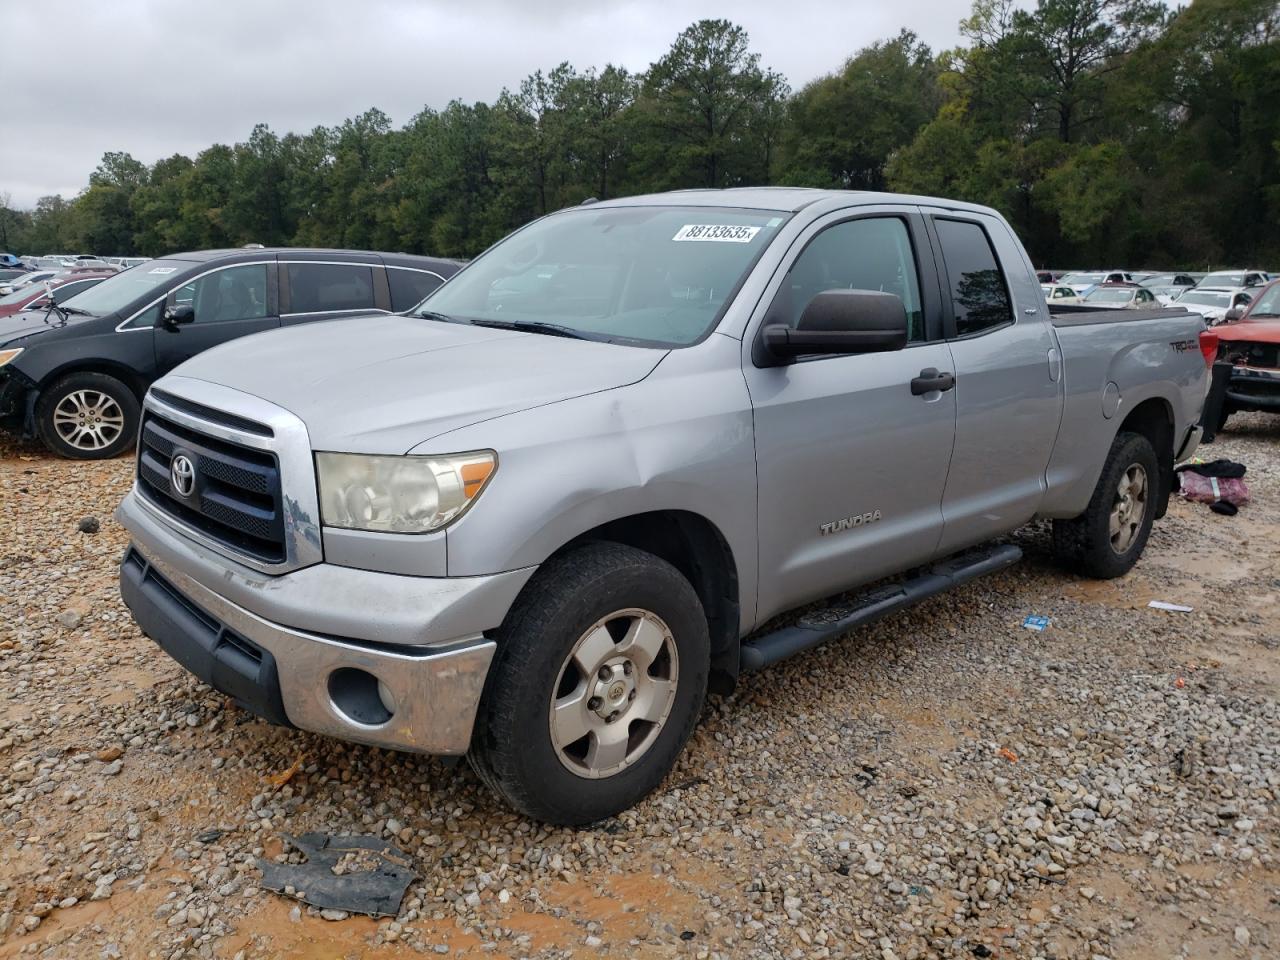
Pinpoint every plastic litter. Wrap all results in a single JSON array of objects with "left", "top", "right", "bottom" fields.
[
  {"left": 1149, "top": 600, "right": 1193, "bottom": 613},
  {"left": 1022, "top": 615, "right": 1050, "bottom": 631},
  {"left": 258, "top": 833, "right": 416, "bottom": 918},
  {"left": 265, "top": 756, "right": 304, "bottom": 788}
]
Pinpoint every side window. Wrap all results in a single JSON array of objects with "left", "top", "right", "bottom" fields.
[
  {"left": 127, "top": 302, "right": 163, "bottom": 328},
  {"left": 175, "top": 264, "right": 269, "bottom": 323},
  {"left": 933, "top": 219, "right": 1013, "bottom": 337},
  {"left": 1137, "top": 289, "right": 1154, "bottom": 303},
  {"left": 287, "top": 263, "right": 375, "bottom": 314},
  {"left": 387, "top": 268, "right": 444, "bottom": 312},
  {"left": 770, "top": 217, "right": 925, "bottom": 341}
]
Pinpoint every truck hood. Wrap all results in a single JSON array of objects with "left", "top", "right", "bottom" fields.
[
  {"left": 167, "top": 314, "right": 667, "bottom": 453},
  {"left": 1217, "top": 320, "right": 1280, "bottom": 345}
]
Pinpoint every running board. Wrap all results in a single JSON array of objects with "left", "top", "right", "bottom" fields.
[{"left": 739, "top": 544, "right": 1023, "bottom": 673}]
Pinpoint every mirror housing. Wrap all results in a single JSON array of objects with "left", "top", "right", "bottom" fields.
[
  {"left": 758, "top": 289, "right": 908, "bottom": 365},
  {"left": 1223, "top": 307, "right": 1244, "bottom": 323},
  {"left": 163, "top": 303, "right": 195, "bottom": 329}
]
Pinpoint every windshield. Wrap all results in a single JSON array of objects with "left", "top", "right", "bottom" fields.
[
  {"left": 1245, "top": 284, "right": 1280, "bottom": 318},
  {"left": 418, "top": 206, "right": 788, "bottom": 346},
  {"left": 1180, "top": 291, "right": 1230, "bottom": 306},
  {"left": 1085, "top": 288, "right": 1134, "bottom": 303},
  {"left": 1202, "top": 274, "right": 1245, "bottom": 287},
  {"left": 52, "top": 258, "right": 171, "bottom": 315},
  {"left": 1062, "top": 272, "right": 1105, "bottom": 285}
]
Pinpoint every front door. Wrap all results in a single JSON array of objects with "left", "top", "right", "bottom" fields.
[
  {"left": 743, "top": 209, "right": 958, "bottom": 626},
  {"left": 154, "top": 262, "right": 279, "bottom": 375}
]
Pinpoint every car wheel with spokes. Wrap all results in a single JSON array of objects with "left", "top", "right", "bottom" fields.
[
  {"left": 469, "top": 542, "right": 709, "bottom": 825},
  {"left": 36, "top": 372, "right": 140, "bottom": 460},
  {"left": 1052, "top": 431, "right": 1159, "bottom": 579}
]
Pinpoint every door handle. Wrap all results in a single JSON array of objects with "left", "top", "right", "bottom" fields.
[{"left": 911, "top": 368, "right": 955, "bottom": 396}]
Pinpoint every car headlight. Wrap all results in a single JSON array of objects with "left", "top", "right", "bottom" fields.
[
  {"left": 0, "top": 348, "right": 22, "bottom": 367},
  {"left": 316, "top": 451, "right": 496, "bottom": 534}
]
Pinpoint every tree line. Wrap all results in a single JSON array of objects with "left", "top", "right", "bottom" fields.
[{"left": 1, "top": 0, "right": 1276, "bottom": 269}]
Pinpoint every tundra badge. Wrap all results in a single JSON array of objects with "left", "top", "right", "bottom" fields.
[{"left": 820, "top": 511, "right": 882, "bottom": 535}]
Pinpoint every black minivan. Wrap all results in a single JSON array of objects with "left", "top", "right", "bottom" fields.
[{"left": 0, "top": 248, "right": 461, "bottom": 458}]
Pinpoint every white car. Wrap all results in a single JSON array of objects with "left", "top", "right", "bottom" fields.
[
  {"left": 0, "top": 270, "right": 59, "bottom": 295},
  {"left": 1175, "top": 287, "right": 1256, "bottom": 324},
  {"left": 1058, "top": 270, "right": 1132, "bottom": 296},
  {"left": 1196, "top": 269, "right": 1269, "bottom": 290},
  {"left": 1042, "top": 283, "right": 1082, "bottom": 304},
  {"left": 1081, "top": 285, "right": 1161, "bottom": 309}
]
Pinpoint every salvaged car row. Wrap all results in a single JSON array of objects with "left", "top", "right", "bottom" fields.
[{"left": 1, "top": 187, "right": 1274, "bottom": 824}]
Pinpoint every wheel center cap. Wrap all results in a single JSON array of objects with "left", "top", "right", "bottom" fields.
[{"left": 590, "top": 659, "right": 637, "bottom": 718}]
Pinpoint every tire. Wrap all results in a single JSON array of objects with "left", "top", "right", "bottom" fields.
[
  {"left": 35, "top": 372, "right": 139, "bottom": 460},
  {"left": 1052, "top": 431, "right": 1159, "bottom": 579},
  {"left": 468, "top": 542, "right": 710, "bottom": 825}
]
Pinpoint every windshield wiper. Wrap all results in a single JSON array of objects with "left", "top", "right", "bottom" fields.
[
  {"left": 56, "top": 306, "right": 94, "bottom": 317},
  {"left": 469, "top": 318, "right": 593, "bottom": 341},
  {"left": 1246, "top": 311, "right": 1278, "bottom": 318},
  {"left": 418, "top": 310, "right": 466, "bottom": 324}
]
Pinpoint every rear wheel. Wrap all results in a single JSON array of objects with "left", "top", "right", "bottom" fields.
[
  {"left": 36, "top": 372, "right": 139, "bottom": 460},
  {"left": 1052, "top": 431, "right": 1159, "bottom": 579},
  {"left": 468, "top": 542, "right": 709, "bottom": 825}
]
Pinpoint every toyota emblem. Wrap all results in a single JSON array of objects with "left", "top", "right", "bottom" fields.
[{"left": 170, "top": 454, "right": 196, "bottom": 497}]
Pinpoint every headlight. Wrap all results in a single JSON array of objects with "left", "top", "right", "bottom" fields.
[
  {"left": 316, "top": 451, "right": 496, "bottom": 534},
  {"left": 0, "top": 348, "right": 22, "bottom": 367}
]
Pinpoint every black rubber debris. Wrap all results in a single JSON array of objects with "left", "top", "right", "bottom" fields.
[{"left": 258, "top": 833, "right": 416, "bottom": 918}]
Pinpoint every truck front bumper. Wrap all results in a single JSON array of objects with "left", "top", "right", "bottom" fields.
[
  {"left": 117, "top": 489, "right": 536, "bottom": 755},
  {"left": 1225, "top": 364, "right": 1280, "bottom": 413}
]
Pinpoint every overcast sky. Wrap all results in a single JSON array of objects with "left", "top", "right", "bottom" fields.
[{"left": 1, "top": 0, "right": 975, "bottom": 209}]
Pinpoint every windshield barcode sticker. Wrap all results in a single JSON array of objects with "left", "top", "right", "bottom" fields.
[
  {"left": 148, "top": 267, "right": 177, "bottom": 274},
  {"left": 673, "top": 224, "right": 761, "bottom": 243}
]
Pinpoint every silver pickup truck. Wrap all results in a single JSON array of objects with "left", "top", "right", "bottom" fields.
[{"left": 117, "top": 188, "right": 1211, "bottom": 824}]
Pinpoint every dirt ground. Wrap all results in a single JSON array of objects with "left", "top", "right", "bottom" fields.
[{"left": 0, "top": 415, "right": 1276, "bottom": 959}]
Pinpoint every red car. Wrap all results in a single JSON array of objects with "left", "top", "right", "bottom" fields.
[
  {"left": 0, "top": 274, "right": 112, "bottom": 319},
  {"left": 1214, "top": 278, "right": 1280, "bottom": 428}
]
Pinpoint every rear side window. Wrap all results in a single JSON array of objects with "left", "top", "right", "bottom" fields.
[
  {"left": 934, "top": 219, "right": 1014, "bottom": 337},
  {"left": 388, "top": 268, "right": 444, "bottom": 312},
  {"left": 287, "top": 263, "right": 375, "bottom": 314}
]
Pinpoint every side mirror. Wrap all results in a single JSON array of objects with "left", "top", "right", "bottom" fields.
[
  {"left": 759, "top": 289, "right": 908, "bottom": 365},
  {"left": 1223, "top": 307, "right": 1243, "bottom": 323},
  {"left": 163, "top": 304, "right": 195, "bottom": 329}
]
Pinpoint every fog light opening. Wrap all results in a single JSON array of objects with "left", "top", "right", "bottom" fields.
[{"left": 328, "top": 668, "right": 394, "bottom": 726}]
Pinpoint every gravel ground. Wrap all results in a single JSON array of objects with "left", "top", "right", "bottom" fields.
[{"left": 1, "top": 416, "right": 1277, "bottom": 960}]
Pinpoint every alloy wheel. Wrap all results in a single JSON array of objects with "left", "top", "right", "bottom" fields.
[
  {"left": 52, "top": 389, "right": 126, "bottom": 452},
  {"left": 548, "top": 608, "right": 679, "bottom": 780}
]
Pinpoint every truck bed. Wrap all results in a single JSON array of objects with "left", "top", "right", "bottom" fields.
[{"left": 1049, "top": 306, "right": 1197, "bottom": 327}]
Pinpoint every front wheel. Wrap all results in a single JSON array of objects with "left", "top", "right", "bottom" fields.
[
  {"left": 1052, "top": 431, "right": 1159, "bottom": 579},
  {"left": 468, "top": 542, "right": 709, "bottom": 825},
  {"left": 35, "top": 372, "right": 139, "bottom": 460}
]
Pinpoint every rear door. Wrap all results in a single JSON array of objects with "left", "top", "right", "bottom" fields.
[
  {"left": 153, "top": 261, "right": 279, "bottom": 376},
  {"left": 279, "top": 256, "right": 390, "bottom": 326},
  {"left": 743, "top": 206, "right": 958, "bottom": 623},
  {"left": 922, "top": 212, "right": 1062, "bottom": 555}
]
